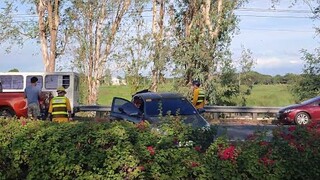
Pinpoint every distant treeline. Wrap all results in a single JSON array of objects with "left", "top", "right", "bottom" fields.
[
  {"left": 237, "top": 71, "right": 299, "bottom": 85},
  {"left": 160, "top": 71, "right": 299, "bottom": 85},
  {"left": 103, "top": 71, "right": 300, "bottom": 86}
]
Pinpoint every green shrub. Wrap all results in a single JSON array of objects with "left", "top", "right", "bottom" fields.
[{"left": 1, "top": 118, "right": 320, "bottom": 179}]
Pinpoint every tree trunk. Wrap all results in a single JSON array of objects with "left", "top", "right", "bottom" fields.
[
  {"left": 150, "top": 0, "right": 165, "bottom": 92},
  {"left": 85, "top": 0, "right": 130, "bottom": 104},
  {"left": 37, "top": 0, "right": 50, "bottom": 72},
  {"left": 36, "top": 0, "right": 60, "bottom": 72}
]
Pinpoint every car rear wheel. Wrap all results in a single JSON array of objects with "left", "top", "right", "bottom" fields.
[
  {"left": 0, "top": 107, "right": 15, "bottom": 119},
  {"left": 295, "top": 112, "right": 310, "bottom": 125}
]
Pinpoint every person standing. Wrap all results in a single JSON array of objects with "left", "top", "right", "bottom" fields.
[
  {"left": 24, "top": 76, "right": 41, "bottom": 119},
  {"left": 191, "top": 80, "right": 206, "bottom": 109},
  {"left": 48, "top": 86, "right": 72, "bottom": 123}
]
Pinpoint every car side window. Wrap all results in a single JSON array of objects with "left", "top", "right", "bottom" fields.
[
  {"left": 112, "top": 97, "right": 141, "bottom": 115},
  {"left": 311, "top": 101, "right": 320, "bottom": 106}
]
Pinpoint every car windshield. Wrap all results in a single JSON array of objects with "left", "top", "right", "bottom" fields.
[
  {"left": 301, "top": 96, "right": 320, "bottom": 105},
  {"left": 145, "top": 98, "right": 198, "bottom": 116}
]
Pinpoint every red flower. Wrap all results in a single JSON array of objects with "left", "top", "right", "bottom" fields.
[
  {"left": 219, "top": 145, "right": 237, "bottom": 161},
  {"left": 288, "top": 126, "right": 296, "bottom": 132},
  {"left": 191, "top": 161, "right": 199, "bottom": 167},
  {"left": 194, "top": 146, "right": 201, "bottom": 152},
  {"left": 259, "top": 141, "right": 269, "bottom": 146},
  {"left": 21, "top": 120, "right": 27, "bottom": 126},
  {"left": 147, "top": 146, "right": 155, "bottom": 156},
  {"left": 259, "top": 157, "right": 275, "bottom": 166}
]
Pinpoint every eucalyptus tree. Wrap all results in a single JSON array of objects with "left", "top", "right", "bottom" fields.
[
  {"left": 64, "top": 0, "right": 131, "bottom": 104},
  {"left": 0, "top": 0, "right": 66, "bottom": 72},
  {"left": 149, "top": 0, "right": 166, "bottom": 92},
  {"left": 235, "top": 47, "right": 256, "bottom": 106},
  {"left": 169, "top": 0, "right": 247, "bottom": 105},
  {"left": 112, "top": 0, "right": 151, "bottom": 94}
]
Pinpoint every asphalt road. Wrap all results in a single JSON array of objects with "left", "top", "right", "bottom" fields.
[{"left": 215, "top": 124, "right": 280, "bottom": 141}]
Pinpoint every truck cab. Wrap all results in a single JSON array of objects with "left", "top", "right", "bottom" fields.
[{"left": 0, "top": 72, "right": 80, "bottom": 119}]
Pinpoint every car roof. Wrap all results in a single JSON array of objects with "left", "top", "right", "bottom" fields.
[{"left": 133, "top": 92, "right": 185, "bottom": 100}]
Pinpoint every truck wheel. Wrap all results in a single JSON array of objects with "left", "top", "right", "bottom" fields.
[{"left": 0, "top": 107, "right": 15, "bottom": 119}]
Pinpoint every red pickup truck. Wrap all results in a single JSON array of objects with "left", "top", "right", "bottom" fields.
[
  {"left": 0, "top": 92, "right": 52, "bottom": 119},
  {"left": 0, "top": 92, "right": 27, "bottom": 118}
]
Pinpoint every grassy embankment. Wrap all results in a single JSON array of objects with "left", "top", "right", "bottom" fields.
[{"left": 98, "top": 84, "right": 295, "bottom": 107}]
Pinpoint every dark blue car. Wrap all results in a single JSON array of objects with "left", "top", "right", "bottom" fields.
[{"left": 110, "top": 92, "right": 210, "bottom": 128}]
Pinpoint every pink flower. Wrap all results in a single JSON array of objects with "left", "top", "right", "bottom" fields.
[
  {"left": 191, "top": 161, "right": 199, "bottom": 167},
  {"left": 259, "top": 157, "right": 275, "bottom": 166},
  {"left": 259, "top": 141, "right": 269, "bottom": 146},
  {"left": 219, "top": 145, "right": 237, "bottom": 161},
  {"left": 21, "top": 120, "right": 27, "bottom": 126},
  {"left": 147, "top": 146, "right": 155, "bottom": 156}
]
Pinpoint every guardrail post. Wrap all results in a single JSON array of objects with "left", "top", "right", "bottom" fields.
[
  {"left": 213, "top": 113, "right": 219, "bottom": 120},
  {"left": 96, "top": 111, "right": 104, "bottom": 118},
  {"left": 252, "top": 113, "right": 257, "bottom": 120}
]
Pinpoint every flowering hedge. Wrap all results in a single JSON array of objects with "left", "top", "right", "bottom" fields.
[{"left": 0, "top": 118, "right": 320, "bottom": 179}]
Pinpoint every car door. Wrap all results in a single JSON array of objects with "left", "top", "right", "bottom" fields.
[
  {"left": 308, "top": 100, "right": 320, "bottom": 120},
  {"left": 110, "top": 97, "right": 142, "bottom": 123}
]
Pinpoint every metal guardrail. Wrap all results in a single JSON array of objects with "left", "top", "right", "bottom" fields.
[
  {"left": 204, "top": 106, "right": 281, "bottom": 120},
  {"left": 75, "top": 105, "right": 282, "bottom": 120}
]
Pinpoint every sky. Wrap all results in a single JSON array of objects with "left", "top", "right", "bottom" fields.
[
  {"left": 0, "top": 0, "right": 319, "bottom": 76},
  {"left": 231, "top": 0, "right": 319, "bottom": 75}
]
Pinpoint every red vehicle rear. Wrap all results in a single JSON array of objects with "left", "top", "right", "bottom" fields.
[
  {"left": 277, "top": 96, "right": 320, "bottom": 125},
  {"left": 0, "top": 92, "right": 27, "bottom": 118}
]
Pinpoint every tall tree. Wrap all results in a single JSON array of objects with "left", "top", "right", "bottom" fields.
[
  {"left": 66, "top": 0, "right": 131, "bottom": 104},
  {"left": 149, "top": 0, "right": 166, "bottom": 92},
  {"left": 36, "top": 0, "right": 61, "bottom": 72},
  {"left": 170, "top": 0, "right": 245, "bottom": 105},
  {"left": 290, "top": 48, "right": 320, "bottom": 101},
  {"left": 112, "top": 1, "right": 151, "bottom": 94},
  {"left": 0, "top": 0, "right": 66, "bottom": 72},
  {"left": 236, "top": 47, "right": 256, "bottom": 106}
]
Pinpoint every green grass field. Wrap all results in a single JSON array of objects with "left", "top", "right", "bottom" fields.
[
  {"left": 246, "top": 84, "right": 295, "bottom": 107},
  {"left": 98, "top": 84, "right": 295, "bottom": 107}
]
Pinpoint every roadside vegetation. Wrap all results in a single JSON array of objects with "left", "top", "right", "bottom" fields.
[
  {"left": 1, "top": 118, "right": 320, "bottom": 179},
  {"left": 0, "top": 0, "right": 319, "bottom": 179}
]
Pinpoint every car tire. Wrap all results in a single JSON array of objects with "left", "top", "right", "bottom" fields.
[
  {"left": 295, "top": 112, "right": 310, "bottom": 125},
  {"left": 0, "top": 107, "right": 15, "bottom": 119}
]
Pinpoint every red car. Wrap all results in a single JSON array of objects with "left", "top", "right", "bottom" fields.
[{"left": 277, "top": 96, "right": 320, "bottom": 125}]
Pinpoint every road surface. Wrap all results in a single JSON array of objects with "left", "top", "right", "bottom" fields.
[{"left": 215, "top": 124, "right": 280, "bottom": 141}]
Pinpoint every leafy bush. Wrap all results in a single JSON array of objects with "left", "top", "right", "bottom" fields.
[{"left": 1, "top": 118, "right": 320, "bottom": 179}]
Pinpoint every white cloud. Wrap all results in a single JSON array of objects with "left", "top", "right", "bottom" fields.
[{"left": 255, "top": 56, "right": 303, "bottom": 68}]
